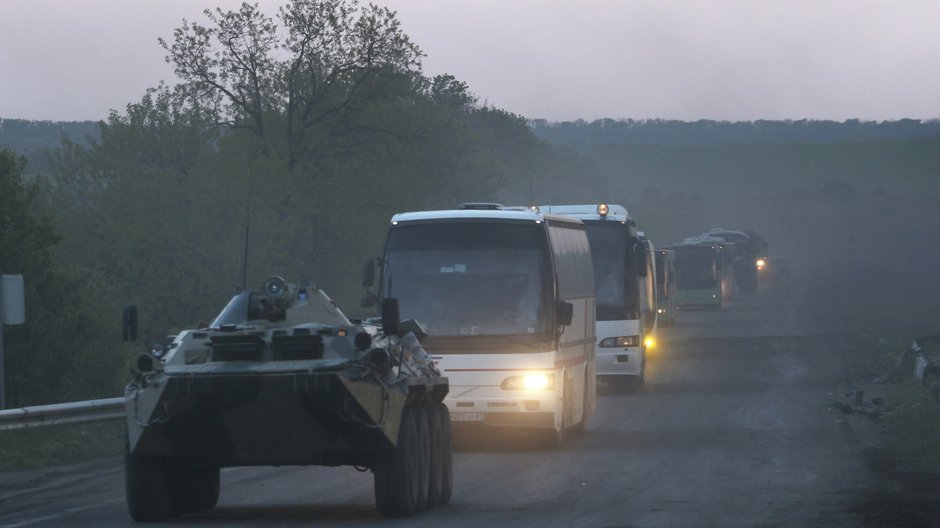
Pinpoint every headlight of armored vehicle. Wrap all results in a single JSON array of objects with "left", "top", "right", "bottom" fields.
[
  {"left": 149, "top": 342, "right": 167, "bottom": 358},
  {"left": 263, "top": 276, "right": 288, "bottom": 297}
]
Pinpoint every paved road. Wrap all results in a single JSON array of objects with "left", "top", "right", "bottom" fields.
[{"left": 0, "top": 276, "right": 882, "bottom": 527}]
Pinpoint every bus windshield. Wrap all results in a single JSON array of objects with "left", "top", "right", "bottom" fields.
[
  {"left": 676, "top": 248, "right": 718, "bottom": 289},
  {"left": 383, "top": 222, "right": 552, "bottom": 338},
  {"left": 583, "top": 222, "right": 640, "bottom": 321}
]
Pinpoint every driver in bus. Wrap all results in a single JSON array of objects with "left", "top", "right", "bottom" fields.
[{"left": 597, "top": 271, "right": 622, "bottom": 305}]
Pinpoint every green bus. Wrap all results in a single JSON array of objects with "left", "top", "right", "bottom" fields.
[{"left": 668, "top": 239, "right": 723, "bottom": 310}]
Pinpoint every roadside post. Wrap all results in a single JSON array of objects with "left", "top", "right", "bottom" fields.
[{"left": 0, "top": 274, "right": 26, "bottom": 410}]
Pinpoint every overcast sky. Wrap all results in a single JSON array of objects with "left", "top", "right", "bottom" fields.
[{"left": 1, "top": 0, "right": 938, "bottom": 122}]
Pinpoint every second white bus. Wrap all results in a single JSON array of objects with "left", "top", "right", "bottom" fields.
[{"left": 540, "top": 204, "right": 655, "bottom": 392}]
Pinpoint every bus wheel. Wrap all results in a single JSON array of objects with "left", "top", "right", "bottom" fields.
[
  {"left": 570, "top": 373, "right": 590, "bottom": 436},
  {"left": 543, "top": 380, "right": 571, "bottom": 448},
  {"left": 541, "top": 423, "right": 565, "bottom": 449},
  {"left": 608, "top": 375, "right": 638, "bottom": 393},
  {"left": 639, "top": 350, "right": 647, "bottom": 387},
  {"left": 374, "top": 406, "right": 422, "bottom": 518}
]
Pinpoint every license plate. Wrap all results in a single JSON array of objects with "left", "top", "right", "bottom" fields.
[{"left": 450, "top": 412, "right": 484, "bottom": 422}]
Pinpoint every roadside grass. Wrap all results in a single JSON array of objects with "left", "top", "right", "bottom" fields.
[
  {"left": 855, "top": 339, "right": 940, "bottom": 527},
  {"left": 881, "top": 379, "right": 940, "bottom": 472},
  {"left": 0, "top": 420, "right": 124, "bottom": 473},
  {"left": 866, "top": 337, "right": 912, "bottom": 379},
  {"left": 868, "top": 335, "right": 940, "bottom": 470}
]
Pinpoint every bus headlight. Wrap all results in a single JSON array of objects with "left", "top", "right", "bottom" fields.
[
  {"left": 644, "top": 336, "right": 656, "bottom": 349},
  {"left": 501, "top": 373, "right": 555, "bottom": 390},
  {"left": 756, "top": 258, "right": 766, "bottom": 270},
  {"left": 599, "top": 336, "right": 640, "bottom": 348}
]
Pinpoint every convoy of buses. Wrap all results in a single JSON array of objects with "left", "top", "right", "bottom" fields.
[{"left": 366, "top": 203, "right": 768, "bottom": 446}]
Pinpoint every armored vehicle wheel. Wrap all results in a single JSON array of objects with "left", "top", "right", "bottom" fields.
[
  {"left": 435, "top": 402, "right": 454, "bottom": 506},
  {"left": 171, "top": 462, "right": 201, "bottom": 515},
  {"left": 412, "top": 405, "right": 430, "bottom": 513},
  {"left": 374, "top": 405, "right": 423, "bottom": 517},
  {"left": 199, "top": 467, "right": 221, "bottom": 510},
  {"left": 173, "top": 464, "right": 221, "bottom": 513},
  {"left": 125, "top": 451, "right": 171, "bottom": 522},
  {"left": 426, "top": 403, "right": 445, "bottom": 508}
]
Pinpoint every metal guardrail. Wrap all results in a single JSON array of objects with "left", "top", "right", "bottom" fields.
[{"left": 0, "top": 397, "right": 124, "bottom": 431}]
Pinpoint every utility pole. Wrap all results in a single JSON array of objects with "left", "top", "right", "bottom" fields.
[{"left": 1, "top": 274, "right": 26, "bottom": 410}]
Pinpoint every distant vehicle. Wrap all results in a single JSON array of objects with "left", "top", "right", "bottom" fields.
[
  {"left": 541, "top": 204, "right": 654, "bottom": 391},
  {"left": 368, "top": 203, "right": 596, "bottom": 446},
  {"left": 713, "top": 239, "right": 736, "bottom": 300},
  {"left": 759, "top": 257, "right": 791, "bottom": 280},
  {"left": 685, "top": 235, "right": 735, "bottom": 304},
  {"left": 655, "top": 249, "right": 678, "bottom": 325},
  {"left": 704, "top": 228, "right": 768, "bottom": 293},
  {"left": 666, "top": 238, "right": 724, "bottom": 310},
  {"left": 123, "top": 277, "right": 451, "bottom": 521}
]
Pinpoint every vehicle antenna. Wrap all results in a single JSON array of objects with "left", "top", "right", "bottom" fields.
[{"left": 240, "top": 205, "right": 250, "bottom": 291}]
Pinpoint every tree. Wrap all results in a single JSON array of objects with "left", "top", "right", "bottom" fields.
[
  {"left": 0, "top": 149, "right": 124, "bottom": 406},
  {"left": 161, "top": 0, "right": 423, "bottom": 168}
]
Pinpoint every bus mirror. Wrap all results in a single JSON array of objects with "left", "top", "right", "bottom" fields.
[
  {"left": 381, "top": 298, "right": 401, "bottom": 336},
  {"left": 636, "top": 246, "right": 649, "bottom": 277},
  {"left": 361, "top": 258, "right": 376, "bottom": 288},
  {"left": 122, "top": 305, "right": 138, "bottom": 343},
  {"left": 556, "top": 300, "right": 574, "bottom": 327}
]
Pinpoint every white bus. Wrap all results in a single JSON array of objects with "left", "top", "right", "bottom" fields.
[
  {"left": 637, "top": 232, "right": 659, "bottom": 348},
  {"left": 541, "top": 204, "right": 654, "bottom": 391},
  {"left": 374, "top": 203, "right": 596, "bottom": 446}
]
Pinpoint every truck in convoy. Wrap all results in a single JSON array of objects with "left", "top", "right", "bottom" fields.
[
  {"left": 655, "top": 249, "right": 678, "bottom": 326},
  {"left": 540, "top": 204, "right": 654, "bottom": 392},
  {"left": 365, "top": 203, "right": 596, "bottom": 446},
  {"left": 704, "top": 228, "right": 768, "bottom": 293},
  {"left": 123, "top": 277, "right": 451, "bottom": 521}
]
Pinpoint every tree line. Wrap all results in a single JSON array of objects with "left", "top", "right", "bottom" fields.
[{"left": 530, "top": 117, "right": 940, "bottom": 148}]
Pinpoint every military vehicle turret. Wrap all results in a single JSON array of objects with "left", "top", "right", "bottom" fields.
[{"left": 123, "top": 276, "right": 451, "bottom": 521}]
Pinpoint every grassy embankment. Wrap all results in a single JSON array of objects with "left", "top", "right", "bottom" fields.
[{"left": 0, "top": 420, "right": 125, "bottom": 473}]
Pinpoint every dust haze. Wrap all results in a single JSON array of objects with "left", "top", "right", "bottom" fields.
[{"left": 501, "top": 135, "right": 940, "bottom": 339}]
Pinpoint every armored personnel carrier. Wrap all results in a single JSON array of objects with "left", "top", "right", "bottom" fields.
[{"left": 123, "top": 277, "right": 451, "bottom": 521}]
